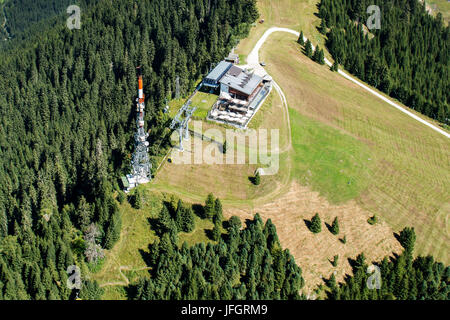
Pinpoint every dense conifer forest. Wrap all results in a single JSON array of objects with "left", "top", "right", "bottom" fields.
[
  {"left": 0, "top": 0, "right": 258, "bottom": 299},
  {"left": 1, "top": 0, "right": 72, "bottom": 39},
  {"left": 129, "top": 199, "right": 304, "bottom": 300},
  {"left": 318, "top": 0, "right": 449, "bottom": 122}
]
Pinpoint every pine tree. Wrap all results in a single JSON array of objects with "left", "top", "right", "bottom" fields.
[
  {"left": 310, "top": 213, "right": 322, "bottom": 233},
  {"left": 204, "top": 193, "right": 215, "bottom": 219},
  {"left": 104, "top": 207, "right": 122, "bottom": 250},
  {"left": 318, "top": 19, "right": 327, "bottom": 34},
  {"left": 332, "top": 255, "right": 339, "bottom": 267},
  {"left": 117, "top": 191, "right": 125, "bottom": 204},
  {"left": 181, "top": 207, "right": 195, "bottom": 233},
  {"left": 318, "top": 49, "right": 325, "bottom": 65},
  {"left": 328, "top": 273, "right": 337, "bottom": 288},
  {"left": 0, "top": 208, "right": 7, "bottom": 238},
  {"left": 331, "top": 60, "right": 339, "bottom": 72},
  {"left": 331, "top": 217, "right": 339, "bottom": 235},
  {"left": 312, "top": 45, "right": 321, "bottom": 63},
  {"left": 254, "top": 170, "right": 261, "bottom": 185},
  {"left": 211, "top": 220, "right": 221, "bottom": 241},
  {"left": 399, "top": 227, "right": 416, "bottom": 254},
  {"left": 304, "top": 39, "right": 313, "bottom": 58},
  {"left": 297, "top": 31, "right": 305, "bottom": 45},
  {"left": 157, "top": 205, "right": 173, "bottom": 234},
  {"left": 213, "top": 198, "right": 223, "bottom": 225},
  {"left": 131, "top": 189, "right": 142, "bottom": 209}
]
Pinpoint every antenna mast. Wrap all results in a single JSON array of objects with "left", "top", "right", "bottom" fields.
[{"left": 124, "top": 67, "right": 152, "bottom": 191}]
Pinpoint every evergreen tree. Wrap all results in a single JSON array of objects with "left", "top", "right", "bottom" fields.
[
  {"left": 213, "top": 198, "right": 223, "bottom": 225},
  {"left": 130, "top": 189, "right": 142, "bottom": 210},
  {"left": 254, "top": 171, "right": 261, "bottom": 186},
  {"left": 180, "top": 207, "right": 195, "bottom": 233},
  {"left": 330, "top": 217, "right": 339, "bottom": 235},
  {"left": 312, "top": 45, "right": 322, "bottom": 64},
  {"left": 399, "top": 227, "right": 416, "bottom": 254},
  {"left": 304, "top": 39, "right": 313, "bottom": 58},
  {"left": 318, "top": 49, "right": 325, "bottom": 65},
  {"left": 332, "top": 255, "right": 339, "bottom": 267},
  {"left": 204, "top": 193, "right": 215, "bottom": 220},
  {"left": 331, "top": 60, "right": 339, "bottom": 72},
  {"left": 297, "top": 31, "right": 305, "bottom": 45},
  {"left": 309, "top": 213, "right": 322, "bottom": 233},
  {"left": 157, "top": 205, "right": 173, "bottom": 235},
  {"left": 117, "top": 191, "right": 126, "bottom": 204},
  {"left": 0, "top": 208, "right": 7, "bottom": 238},
  {"left": 103, "top": 206, "right": 121, "bottom": 250},
  {"left": 211, "top": 220, "right": 221, "bottom": 241},
  {"left": 318, "top": 19, "right": 327, "bottom": 35}
]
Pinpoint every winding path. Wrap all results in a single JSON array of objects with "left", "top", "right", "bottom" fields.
[{"left": 244, "top": 27, "right": 450, "bottom": 139}]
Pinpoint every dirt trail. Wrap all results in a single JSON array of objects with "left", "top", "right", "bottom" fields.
[{"left": 100, "top": 266, "right": 152, "bottom": 287}]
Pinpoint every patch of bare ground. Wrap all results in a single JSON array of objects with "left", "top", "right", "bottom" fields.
[{"left": 225, "top": 181, "right": 403, "bottom": 293}]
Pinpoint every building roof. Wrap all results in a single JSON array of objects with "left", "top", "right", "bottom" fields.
[
  {"left": 205, "top": 61, "right": 233, "bottom": 82},
  {"left": 219, "top": 67, "right": 263, "bottom": 96},
  {"left": 121, "top": 176, "right": 130, "bottom": 188}
]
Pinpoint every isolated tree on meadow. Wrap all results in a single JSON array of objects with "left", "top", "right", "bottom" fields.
[
  {"left": 310, "top": 213, "right": 322, "bottom": 233},
  {"left": 254, "top": 170, "right": 261, "bottom": 185},
  {"left": 332, "top": 255, "right": 339, "bottom": 267},
  {"left": 297, "top": 31, "right": 305, "bottom": 45},
  {"left": 304, "top": 39, "right": 313, "bottom": 58},
  {"left": 318, "top": 49, "right": 325, "bottom": 65},
  {"left": 331, "top": 217, "right": 340, "bottom": 235}
]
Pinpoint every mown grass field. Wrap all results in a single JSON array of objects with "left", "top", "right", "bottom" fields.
[
  {"left": 150, "top": 89, "right": 291, "bottom": 204},
  {"left": 259, "top": 31, "right": 449, "bottom": 263}
]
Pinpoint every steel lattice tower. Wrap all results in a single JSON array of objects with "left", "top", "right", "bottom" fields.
[{"left": 130, "top": 68, "right": 151, "bottom": 185}]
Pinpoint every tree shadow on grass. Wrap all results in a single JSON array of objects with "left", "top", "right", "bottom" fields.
[
  {"left": 393, "top": 232, "right": 401, "bottom": 244},
  {"left": 303, "top": 219, "right": 312, "bottom": 231},
  {"left": 192, "top": 203, "right": 205, "bottom": 219},
  {"left": 138, "top": 248, "right": 152, "bottom": 269}
]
